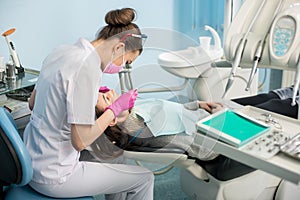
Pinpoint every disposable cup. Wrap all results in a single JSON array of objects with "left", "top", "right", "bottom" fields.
[{"left": 199, "top": 36, "right": 211, "bottom": 51}]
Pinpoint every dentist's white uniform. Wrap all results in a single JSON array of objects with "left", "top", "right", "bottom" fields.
[{"left": 23, "top": 38, "right": 154, "bottom": 199}]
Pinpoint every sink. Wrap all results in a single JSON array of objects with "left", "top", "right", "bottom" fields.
[
  {"left": 158, "top": 46, "right": 223, "bottom": 78},
  {"left": 157, "top": 25, "right": 224, "bottom": 79}
]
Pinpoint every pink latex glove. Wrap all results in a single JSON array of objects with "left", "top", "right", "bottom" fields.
[
  {"left": 99, "top": 86, "right": 110, "bottom": 93},
  {"left": 105, "top": 89, "right": 138, "bottom": 117}
]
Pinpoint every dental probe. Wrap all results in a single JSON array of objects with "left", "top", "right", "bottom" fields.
[
  {"left": 291, "top": 56, "right": 300, "bottom": 106},
  {"left": 222, "top": 39, "right": 246, "bottom": 98},
  {"left": 245, "top": 41, "right": 263, "bottom": 91},
  {"left": 222, "top": 0, "right": 268, "bottom": 98}
]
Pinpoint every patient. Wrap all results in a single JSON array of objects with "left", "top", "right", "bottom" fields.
[
  {"left": 87, "top": 87, "right": 224, "bottom": 162},
  {"left": 232, "top": 85, "right": 298, "bottom": 119},
  {"left": 82, "top": 87, "right": 255, "bottom": 181}
]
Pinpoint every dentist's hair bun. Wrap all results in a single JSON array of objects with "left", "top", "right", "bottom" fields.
[{"left": 105, "top": 8, "right": 136, "bottom": 26}]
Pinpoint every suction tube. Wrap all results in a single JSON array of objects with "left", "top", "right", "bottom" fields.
[
  {"left": 204, "top": 25, "right": 222, "bottom": 50},
  {"left": 291, "top": 57, "right": 300, "bottom": 106},
  {"left": 245, "top": 41, "right": 263, "bottom": 91}
]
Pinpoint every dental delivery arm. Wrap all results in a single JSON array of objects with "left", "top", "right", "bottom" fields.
[{"left": 223, "top": 0, "right": 268, "bottom": 98}]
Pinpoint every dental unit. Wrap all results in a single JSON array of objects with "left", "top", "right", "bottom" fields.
[
  {"left": 118, "top": 1, "right": 300, "bottom": 200},
  {"left": 245, "top": 0, "right": 284, "bottom": 91},
  {"left": 224, "top": 0, "right": 300, "bottom": 118},
  {"left": 223, "top": 0, "right": 268, "bottom": 98}
]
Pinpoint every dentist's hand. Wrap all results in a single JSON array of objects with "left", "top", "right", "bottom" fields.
[{"left": 105, "top": 89, "right": 138, "bottom": 117}]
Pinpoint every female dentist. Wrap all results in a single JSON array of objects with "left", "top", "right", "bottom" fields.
[{"left": 23, "top": 8, "right": 154, "bottom": 200}]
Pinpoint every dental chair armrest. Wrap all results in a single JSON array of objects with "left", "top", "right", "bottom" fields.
[
  {"left": 123, "top": 146, "right": 209, "bottom": 180},
  {"left": 123, "top": 146, "right": 194, "bottom": 168},
  {"left": 212, "top": 60, "right": 233, "bottom": 68}
]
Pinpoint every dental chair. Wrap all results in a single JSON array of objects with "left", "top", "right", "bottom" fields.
[
  {"left": 0, "top": 106, "right": 93, "bottom": 200},
  {"left": 184, "top": 0, "right": 300, "bottom": 198},
  {"left": 120, "top": 1, "right": 300, "bottom": 199},
  {"left": 123, "top": 141, "right": 281, "bottom": 200}
]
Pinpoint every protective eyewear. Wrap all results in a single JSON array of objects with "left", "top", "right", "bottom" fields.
[{"left": 120, "top": 33, "right": 148, "bottom": 45}]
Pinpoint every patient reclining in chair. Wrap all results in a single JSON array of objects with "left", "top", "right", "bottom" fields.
[
  {"left": 81, "top": 87, "right": 255, "bottom": 181},
  {"left": 87, "top": 87, "right": 223, "bottom": 162}
]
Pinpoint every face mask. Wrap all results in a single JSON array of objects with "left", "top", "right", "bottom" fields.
[{"left": 103, "top": 50, "right": 125, "bottom": 74}]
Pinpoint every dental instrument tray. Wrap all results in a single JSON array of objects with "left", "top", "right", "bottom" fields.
[
  {"left": 196, "top": 108, "right": 270, "bottom": 147},
  {"left": 280, "top": 133, "right": 300, "bottom": 161}
]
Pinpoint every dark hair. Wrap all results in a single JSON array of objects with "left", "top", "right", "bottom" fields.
[
  {"left": 96, "top": 8, "right": 143, "bottom": 54},
  {"left": 88, "top": 108, "right": 130, "bottom": 160},
  {"left": 95, "top": 107, "right": 130, "bottom": 148}
]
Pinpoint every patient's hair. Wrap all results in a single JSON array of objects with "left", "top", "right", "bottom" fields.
[{"left": 95, "top": 107, "right": 130, "bottom": 148}]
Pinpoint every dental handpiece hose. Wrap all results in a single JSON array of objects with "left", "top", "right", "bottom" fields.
[
  {"left": 222, "top": 39, "right": 246, "bottom": 98},
  {"left": 246, "top": 0, "right": 284, "bottom": 92},
  {"left": 245, "top": 42, "right": 263, "bottom": 91},
  {"left": 222, "top": 0, "right": 268, "bottom": 98},
  {"left": 291, "top": 57, "right": 300, "bottom": 106}
]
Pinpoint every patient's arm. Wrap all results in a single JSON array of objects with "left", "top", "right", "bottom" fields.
[
  {"left": 198, "top": 101, "right": 224, "bottom": 114},
  {"left": 184, "top": 100, "right": 224, "bottom": 114}
]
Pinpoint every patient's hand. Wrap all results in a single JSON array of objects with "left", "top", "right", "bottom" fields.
[
  {"left": 198, "top": 101, "right": 224, "bottom": 114},
  {"left": 210, "top": 103, "right": 224, "bottom": 114}
]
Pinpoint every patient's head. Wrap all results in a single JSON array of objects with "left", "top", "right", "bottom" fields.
[
  {"left": 96, "top": 89, "right": 119, "bottom": 116},
  {"left": 94, "top": 88, "right": 131, "bottom": 151}
]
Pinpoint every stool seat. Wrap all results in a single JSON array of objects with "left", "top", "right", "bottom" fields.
[{"left": 5, "top": 185, "right": 93, "bottom": 200}]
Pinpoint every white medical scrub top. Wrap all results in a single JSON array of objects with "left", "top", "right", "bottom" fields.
[{"left": 23, "top": 38, "right": 102, "bottom": 184}]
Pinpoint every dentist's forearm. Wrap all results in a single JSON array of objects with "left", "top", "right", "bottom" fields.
[
  {"left": 71, "top": 109, "right": 115, "bottom": 151},
  {"left": 28, "top": 89, "right": 36, "bottom": 111}
]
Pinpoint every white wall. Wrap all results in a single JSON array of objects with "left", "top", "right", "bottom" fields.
[
  {"left": 0, "top": 0, "right": 174, "bottom": 69},
  {"left": 0, "top": 0, "right": 190, "bottom": 99}
]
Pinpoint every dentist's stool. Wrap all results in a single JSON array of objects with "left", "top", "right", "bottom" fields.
[{"left": 0, "top": 107, "right": 93, "bottom": 200}]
